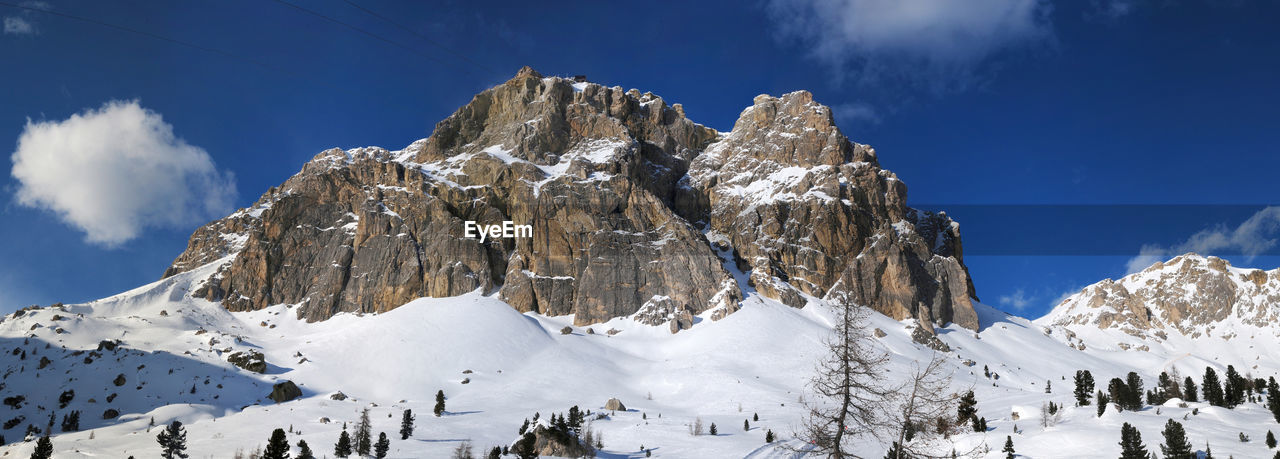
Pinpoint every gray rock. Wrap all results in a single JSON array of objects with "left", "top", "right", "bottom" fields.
[
  {"left": 269, "top": 380, "right": 303, "bottom": 403},
  {"left": 604, "top": 398, "right": 626, "bottom": 411}
]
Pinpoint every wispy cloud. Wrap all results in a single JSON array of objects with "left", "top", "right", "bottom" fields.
[
  {"left": 9, "top": 100, "right": 237, "bottom": 247},
  {"left": 831, "top": 102, "right": 881, "bottom": 126},
  {"left": 3, "top": 16, "right": 35, "bottom": 35},
  {"left": 764, "top": 0, "right": 1054, "bottom": 92},
  {"left": 998, "top": 288, "right": 1031, "bottom": 310},
  {"left": 1124, "top": 206, "right": 1280, "bottom": 273},
  {"left": 3, "top": 1, "right": 52, "bottom": 36}
]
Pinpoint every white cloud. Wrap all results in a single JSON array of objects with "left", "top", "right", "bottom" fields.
[
  {"left": 765, "top": 0, "right": 1053, "bottom": 89},
  {"left": 998, "top": 288, "right": 1031, "bottom": 310},
  {"left": 10, "top": 100, "right": 236, "bottom": 247},
  {"left": 3, "top": 16, "right": 35, "bottom": 35},
  {"left": 1124, "top": 206, "right": 1280, "bottom": 273}
]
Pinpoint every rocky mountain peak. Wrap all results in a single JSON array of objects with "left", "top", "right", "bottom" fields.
[
  {"left": 163, "top": 67, "right": 979, "bottom": 332},
  {"left": 1040, "top": 253, "right": 1280, "bottom": 340}
]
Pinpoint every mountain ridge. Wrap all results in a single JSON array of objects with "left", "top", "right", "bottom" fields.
[{"left": 162, "top": 66, "right": 979, "bottom": 331}]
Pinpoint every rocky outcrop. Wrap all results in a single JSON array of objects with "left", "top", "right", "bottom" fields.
[
  {"left": 604, "top": 398, "right": 626, "bottom": 411},
  {"left": 268, "top": 381, "right": 303, "bottom": 403},
  {"left": 1040, "top": 253, "right": 1280, "bottom": 338},
  {"left": 164, "top": 67, "right": 979, "bottom": 332},
  {"left": 686, "top": 92, "right": 978, "bottom": 329}
]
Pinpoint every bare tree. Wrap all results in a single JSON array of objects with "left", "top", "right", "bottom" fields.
[
  {"left": 796, "top": 297, "right": 898, "bottom": 458},
  {"left": 888, "top": 353, "right": 977, "bottom": 458}
]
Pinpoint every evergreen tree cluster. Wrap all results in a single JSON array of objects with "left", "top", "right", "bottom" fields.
[
  {"left": 510, "top": 406, "right": 596, "bottom": 458},
  {"left": 59, "top": 410, "right": 80, "bottom": 432},
  {"left": 1268, "top": 376, "right": 1280, "bottom": 422}
]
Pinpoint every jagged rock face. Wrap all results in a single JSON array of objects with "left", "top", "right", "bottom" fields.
[
  {"left": 686, "top": 91, "right": 978, "bottom": 329},
  {"left": 1040, "top": 253, "right": 1280, "bottom": 339},
  {"left": 164, "top": 67, "right": 979, "bottom": 331}
]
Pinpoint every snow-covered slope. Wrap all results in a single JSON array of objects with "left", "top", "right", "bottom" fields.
[{"left": 2, "top": 255, "right": 1278, "bottom": 457}]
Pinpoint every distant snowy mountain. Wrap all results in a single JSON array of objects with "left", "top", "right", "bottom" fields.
[{"left": 1038, "top": 253, "right": 1280, "bottom": 376}]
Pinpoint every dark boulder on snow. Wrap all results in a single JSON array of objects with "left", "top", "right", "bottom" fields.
[
  {"left": 227, "top": 350, "right": 267, "bottom": 374},
  {"left": 269, "top": 380, "right": 303, "bottom": 403},
  {"left": 102, "top": 409, "right": 119, "bottom": 419}
]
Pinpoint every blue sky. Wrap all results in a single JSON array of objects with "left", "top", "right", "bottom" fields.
[{"left": 2, "top": 0, "right": 1278, "bottom": 318}]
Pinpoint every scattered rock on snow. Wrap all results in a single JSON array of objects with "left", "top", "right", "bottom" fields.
[{"left": 269, "top": 380, "right": 303, "bottom": 403}]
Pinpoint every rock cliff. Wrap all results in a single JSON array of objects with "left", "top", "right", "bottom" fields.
[{"left": 164, "top": 67, "right": 978, "bottom": 331}]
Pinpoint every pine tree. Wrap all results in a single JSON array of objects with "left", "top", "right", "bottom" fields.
[
  {"left": 1268, "top": 377, "right": 1280, "bottom": 423},
  {"left": 1125, "top": 372, "right": 1144, "bottom": 410},
  {"left": 1267, "top": 430, "right": 1277, "bottom": 449},
  {"left": 765, "top": 429, "right": 775, "bottom": 443},
  {"left": 374, "top": 432, "right": 390, "bottom": 459},
  {"left": 1203, "top": 367, "right": 1225, "bottom": 407},
  {"left": 1118, "top": 422, "right": 1149, "bottom": 459},
  {"left": 568, "top": 406, "right": 582, "bottom": 431},
  {"left": 753, "top": 412, "right": 759, "bottom": 422},
  {"left": 297, "top": 439, "right": 315, "bottom": 459},
  {"left": 957, "top": 390, "right": 978, "bottom": 423},
  {"left": 1074, "top": 370, "right": 1095, "bottom": 406},
  {"left": 334, "top": 430, "right": 353, "bottom": 458},
  {"left": 156, "top": 420, "right": 189, "bottom": 459},
  {"left": 1184, "top": 377, "right": 1198, "bottom": 402},
  {"left": 435, "top": 390, "right": 447, "bottom": 417},
  {"left": 487, "top": 446, "right": 501, "bottom": 459},
  {"left": 1108, "top": 378, "right": 1128, "bottom": 412},
  {"left": 263, "top": 428, "right": 291, "bottom": 459},
  {"left": 400, "top": 409, "right": 415, "bottom": 440},
  {"left": 355, "top": 408, "right": 373, "bottom": 456},
  {"left": 1002, "top": 435, "right": 1015, "bottom": 459},
  {"left": 30, "top": 436, "right": 52, "bottom": 459},
  {"left": 1097, "top": 391, "right": 1109, "bottom": 417},
  {"left": 1225, "top": 365, "right": 1245, "bottom": 408},
  {"left": 709, "top": 422, "right": 718, "bottom": 435},
  {"left": 744, "top": 419, "right": 750, "bottom": 431},
  {"left": 1159, "top": 419, "right": 1194, "bottom": 459}
]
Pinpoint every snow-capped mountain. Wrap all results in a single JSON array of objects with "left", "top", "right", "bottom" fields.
[
  {"left": 1038, "top": 253, "right": 1280, "bottom": 375},
  {"left": 3, "top": 69, "right": 1280, "bottom": 458},
  {"left": 163, "top": 67, "right": 977, "bottom": 333}
]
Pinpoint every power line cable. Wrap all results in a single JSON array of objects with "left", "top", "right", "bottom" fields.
[{"left": 339, "top": 0, "right": 497, "bottom": 74}]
